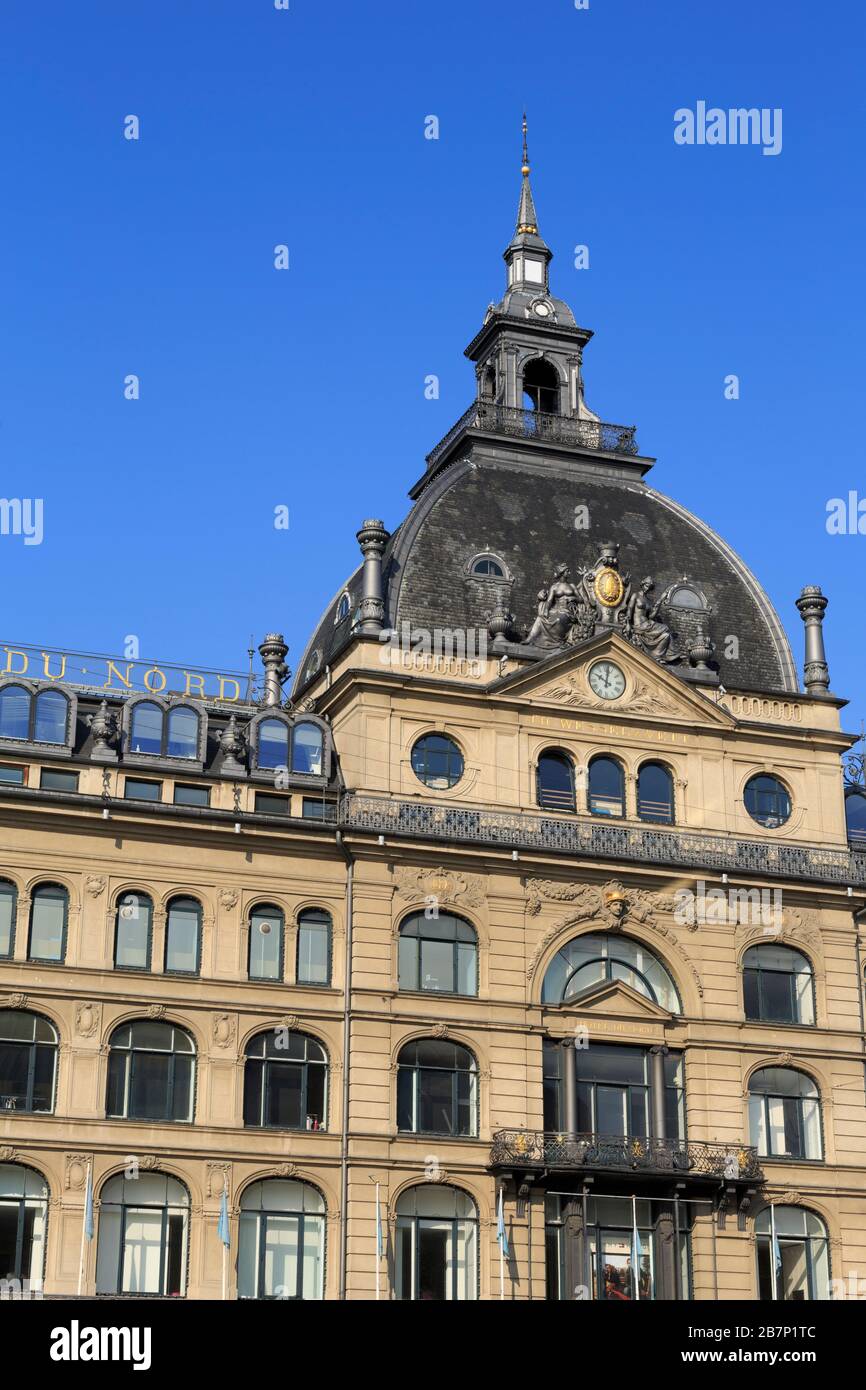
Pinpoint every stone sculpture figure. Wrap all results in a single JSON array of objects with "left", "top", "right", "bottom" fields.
[
  {"left": 526, "top": 564, "right": 585, "bottom": 648},
  {"left": 624, "top": 576, "right": 679, "bottom": 662}
]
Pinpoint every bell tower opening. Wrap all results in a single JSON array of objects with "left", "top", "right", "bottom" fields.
[{"left": 522, "top": 357, "right": 559, "bottom": 415}]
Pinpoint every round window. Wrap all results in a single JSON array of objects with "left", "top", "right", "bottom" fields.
[
  {"left": 411, "top": 733, "right": 464, "bottom": 790},
  {"left": 744, "top": 774, "right": 791, "bottom": 829}
]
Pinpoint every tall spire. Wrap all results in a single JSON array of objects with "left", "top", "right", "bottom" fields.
[{"left": 515, "top": 112, "right": 539, "bottom": 235}]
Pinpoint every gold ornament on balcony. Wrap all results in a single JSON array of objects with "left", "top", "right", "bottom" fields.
[
  {"left": 514, "top": 1133, "right": 529, "bottom": 1154},
  {"left": 631, "top": 1138, "right": 645, "bottom": 1158}
]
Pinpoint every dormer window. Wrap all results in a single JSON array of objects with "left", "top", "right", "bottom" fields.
[
  {"left": 0, "top": 683, "right": 71, "bottom": 747},
  {"left": 258, "top": 717, "right": 290, "bottom": 770},
  {"left": 292, "top": 722, "right": 323, "bottom": 776},
  {"left": 470, "top": 554, "right": 505, "bottom": 578},
  {"left": 129, "top": 701, "right": 200, "bottom": 760}
]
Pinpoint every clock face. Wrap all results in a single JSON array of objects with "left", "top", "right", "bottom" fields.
[
  {"left": 532, "top": 300, "right": 551, "bottom": 317},
  {"left": 588, "top": 660, "right": 626, "bottom": 700}
]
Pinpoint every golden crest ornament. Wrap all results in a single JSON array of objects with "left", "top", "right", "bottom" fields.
[{"left": 594, "top": 566, "right": 625, "bottom": 609}]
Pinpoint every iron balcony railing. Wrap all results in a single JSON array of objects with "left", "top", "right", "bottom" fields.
[
  {"left": 490, "top": 1130, "right": 764, "bottom": 1182},
  {"left": 425, "top": 402, "right": 639, "bottom": 468},
  {"left": 339, "top": 792, "right": 866, "bottom": 887}
]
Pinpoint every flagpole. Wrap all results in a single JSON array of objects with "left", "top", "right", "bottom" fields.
[
  {"left": 770, "top": 1203, "right": 779, "bottom": 1301},
  {"left": 632, "top": 1195, "right": 640, "bottom": 1302},
  {"left": 222, "top": 1177, "right": 228, "bottom": 1301},
  {"left": 77, "top": 1160, "right": 91, "bottom": 1296},
  {"left": 375, "top": 1182, "right": 381, "bottom": 1302},
  {"left": 498, "top": 1187, "right": 505, "bottom": 1301}
]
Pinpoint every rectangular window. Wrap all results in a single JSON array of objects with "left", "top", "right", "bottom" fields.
[
  {"left": 254, "top": 792, "right": 290, "bottom": 816},
  {"left": 0, "top": 884, "right": 15, "bottom": 957},
  {"left": 302, "top": 798, "right": 335, "bottom": 821},
  {"left": 297, "top": 919, "right": 330, "bottom": 985},
  {"left": 125, "top": 778, "right": 162, "bottom": 803},
  {"left": 28, "top": 893, "right": 66, "bottom": 962},
  {"left": 40, "top": 768, "right": 79, "bottom": 792},
  {"left": 165, "top": 905, "right": 200, "bottom": 974},
  {"left": 0, "top": 764, "right": 25, "bottom": 785},
  {"left": 174, "top": 783, "right": 210, "bottom": 807}
]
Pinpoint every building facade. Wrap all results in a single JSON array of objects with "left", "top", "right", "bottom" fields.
[{"left": 2, "top": 136, "right": 866, "bottom": 1302}]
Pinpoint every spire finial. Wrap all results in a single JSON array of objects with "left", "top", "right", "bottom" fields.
[
  {"left": 521, "top": 111, "right": 530, "bottom": 176},
  {"left": 515, "top": 112, "right": 538, "bottom": 236}
]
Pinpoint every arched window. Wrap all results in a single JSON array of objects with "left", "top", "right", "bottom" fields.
[
  {"left": 297, "top": 908, "right": 331, "bottom": 986},
  {"left": 537, "top": 750, "right": 576, "bottom": 813},
  {"left": 637, "top": 762, "right": 675, "bottom": 824},
  {"left": 164, "top": 896, "right": 201, "bottom": 975},
  {"left": 96, "top": 1172, "right": 189, "bottom": 1297},
  {"left": 398, "top": 912, "right": 478, "bottom": 997},
  {"left": 0, "top": 685, "right": 30, "bottom": 740},
  {"left": 27, "top": 883, "right": 68, "bottom": 963},
  {"left": 248, "top": 904, "right": 284, "bottom": 981},
  {"left": 114, "top": 893, "right": 153, "bottom": 971},
  {"left": 411, "top": 733, "right": 464, "bottom": 789},
  {"left": 743, "top": 944, "right": 814, "bottom": 1025},
  {"left": 292, "top": 722, "right": 323, "bottom": 776},
  {"left": 755, "top": 1207, "right": 830, "bottom": 1301},
  {"left": 471, "top": 554, "right": 505, "bottom": 578},
  {"left": 34, "top": 689, "right": 68, "bottom": 743},
  {"left": 258, "top": 718, "right": 290, "bottom": 770},
  {"left": 335, "top": 592, "right": 351, "bottom": 623},
  {"left": 397, "top": 1039, "right": 477, "bottom": 1136},
  {"left": 243, "top": 1030, "right": 328, "bottom": 1131},
  {"left": 130, "top": 701, "right": 163, "bottom": 755},
  {"left": 106, "top": 1021, "right": 195, "bottom": 1122},
  {"left": 0, "top": 879, "right": 16, "bottom": 958},
  {"left": 395, "top": 1186, "right": 478, "bottom": 1301},
  {"left": 522, "top": 358, "right": 559, "bottom": 415},
  {"left": 238, "top": 1180, "right": 325, "bottom": 1300},
  {"left": 166, "top": 707, "right": 199, "bottom": 759},
  {"left": 845, "top": 788, "right": 866, "bottom": 844},
  {"left": 748, "top": 1068, "right": 822, "bottom": 1161},
  {"left": 0, "top": 1011, "right": 58, "bottom": 1113},
  {"left": 744, "top": 774, "right": 792, "bottom": 828},
  {"left": 668, "top": 585, "right": 705, "bottom": 609},
  {"left": 0, "top": 1163, "right": 48, "bottom": 1289},
  {"left": 588, "top": 755, "right": 625, "bottom": 818},
  {"left": 542, "top": 932, "right": 682, "bottom": 1014}
]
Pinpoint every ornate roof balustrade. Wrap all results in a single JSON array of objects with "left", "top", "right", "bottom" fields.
[
  {"left": 490, "top": 1129, "right": 764, "bottom": 1183},
  {"left": 425, "top": 402, "right": 639, "bottom": 468},
  {"left": 340, "top": 792, "right": 866, "bottom": 887}
]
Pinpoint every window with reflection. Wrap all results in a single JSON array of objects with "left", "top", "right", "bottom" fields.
[
  {"left": 588, "top": 755, "right": 625, "bottom": 817},
  {"left": 297, "top": 909, "right": 331, "bottom": 986},
  {"left": 130, "top": 702, "right": 199, "bottom": 759},
  {"left": 27, "top": 884, "right": 68, "bottom": 963},
  {"left": 749, "top": 1067, "right": 822, "bottom": 1161},
  {"left": 743, "top": 944, "right": 814, "bottom": 1025},
  {"left": 637, "top": 762, "right": 674, "bottom": 824},
  {"left": 0, "top": 1011, "right": 58, "bottom": 1114},
  {"left": 537, "top": 750, "right": 576, "bottom": 813},
  {"left": 545, "top": 1193, "right": 692, "bottom": 1301},
  {"left": 114, "top": 893, "right": 153, "bottom": 971},
  {"left": 395, "top": 1185, "right": 478, "bottom": 1301},
  {"left": 0, "top": 686, "right": 30, "bottom": 740},
  {"left": 398, "top": 912, "right": 477, "bottom": 996},
  {"left": 243, "top": 1030, "right": 327, "bottom": 1131},
  {"left": 845, "top": 788, "right": 866, "bottom": 844},
  {"left": 471, "top": 555, "right": 505, "bottom": 577},
  {"left": 541, "top": 932, "right": 682, "bottom": 1013},
  {"left": 0, "top": 1164, "right": 48, "bottom": 1289},
  {"left": 292, "top": 722, "right": 323, "bottom": 776},
  {"left": 0, "top": 879, "right": 16, "bottom": 957},
  {"left": 542, "top": 1040, "right": 684, "bottom": 1139},
  {"left": 96, "top": 1172, "right": 189, "bottom": 1297},
  {"left": 258, "top": 718, "right": 290, "bottom": 770},
  {"left": 130, "top": 702, "right": 163, "bottom": 755},
  {"left": 164, "top": 897, "right": 201, "bottom": 975},
  {"left": 744, "top": 774, "right": 791, "bottom": 828},
  {"left": 106, "top": 1021, "right": 195, "bottom": 1122},
  {"left": 248, "top": 904, "right": 284, "bottom": 981},
  {"left": 0, "top": 686, "right": 68, "bottom": 745},
  {"left": 238, "top": 1180, "right": 325, "bottom": 1300},
  {"left": 397, "top": 1039, "right": 477, "bottom": 1137},
  {"left": 34, "top": 690, "right": 68, "bottom": 743},
  {"left": 756, "top": 1207, "right": 830, "bottom": 1301},
  {"left": 410, "top": 733, "right": 464, "bottom": 789},
  {"left": 166, "top": 707, "right": 199, "bottom": 759}
]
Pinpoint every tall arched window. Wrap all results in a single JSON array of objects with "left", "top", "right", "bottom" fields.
[
  {"left": 395, "top": 1186, "right": 478, "bottom": 1301},
  {"left": 588, "top": 755, "right": 625, "bottom": 818},
  {"left": 297, "top": 908, "right": 331, "bottom": 986},
  {"left": 164, "top": 896, "right": 201, "bottom": 975},
  {"left": 258, "top": 718, "right": 290, "bottom": 770},
  {"left": 398, "top": 912, "right": 478, "bottom": 997},
  {"left": 0, "top": 1011, "right": 58, "bottom": 1113},
  {"left": 748, "top": 1068, "right": 822, "bottom": 1161},
  {"left": 27, "top": 883, "right": 68, "bottom": 963},
  {"left": 238, "top": 1180, "right": 325, "bottom": 1300},
  {"left": 106, "top": 1021, "right": 195, "bottom": 1122},
  {"left": 845, "top": 788, "right": 866, "bottom": 844},
  {"left": 34, "top": 690, "right": 68, "bottom": 743},
  {"left": 248, "top": 904, "right": 284, "bottom": 981},
  {"left": 166, "top": 707, "right": 199, "bottom": 759},
  {"left": 541, "top": 932, "right": 682, "bottom": 1014},
  {"left": 397, "top": 1039, "right": 477, "bottom": 1137},
  {"left": 0, "top": 1163, "right": 48, "bottom": 1289},
  {"left": 243, "top": 1030, "right": 328, "bottom": 1131},
  {"left": 743, "top": 944, "right": 815, "bottom": 1025},
  {"left": 756, "top": 1207, "right": 830, "bottom": 1301},
  {"left": 96, "top": 1172, "right": 189, "bottom": 1297},
  {"left": 292, "top": 722, "right": 323, "bottom": 776},
  {"left": 114, "top": 893, "right": 153, "bottom": 971},
  {"left": 0, "top": 685, "right": 30, "bottom": 740},
  {"left": 130, "top": 701, "right": 163, "bottom": 755},
  {"left": 0, "top": 879, "right": 16, "bottom": 958},
  {"left": 637, "top": 762, "right": 675, "bottom": 824},
  {"left": 522, "top": 358, "right": 559, "bottom": 415},
  {"left": 537, "top": 750, "right": 576, "bottom": 813}
]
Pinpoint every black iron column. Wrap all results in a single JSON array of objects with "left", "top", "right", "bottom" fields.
[
  {"left": 562, "top": 1038, "right": 578, "bottom": 1134},
  {"left": 650, "top": 1045, "right": 668, "bottom": 1139}
]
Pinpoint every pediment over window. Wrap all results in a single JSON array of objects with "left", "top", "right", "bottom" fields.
[{"left": 549, "top": 977, "right": 674, "bottom": 1022}]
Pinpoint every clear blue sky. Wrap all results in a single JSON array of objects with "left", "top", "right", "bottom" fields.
[{"left": 0, "top": 0, "right": 863, "bottom": 739}]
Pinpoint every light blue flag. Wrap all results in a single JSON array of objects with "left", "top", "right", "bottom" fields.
[
  {"left": 217, "top": 1186, "right": 231, "bottom": 1249},
  {"left": 83, "top": 1164, "right": 94, "bottom": 1242},
  {"left": 631, "top": 1197, "right": 643, "bottom": 1300},
  {"left": 496, "top": 1187, "right": 510, "bottom": 1259}
]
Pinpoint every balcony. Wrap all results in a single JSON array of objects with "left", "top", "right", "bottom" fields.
[
  {"left": 425, "top": 402, "right": 639, "bottom": 469},
  {"left": 490, "top": 1130, "right": 764, "bottom": 1183},
  {"left": 340, "top": 792, "right": 866, "bottom": 888}
]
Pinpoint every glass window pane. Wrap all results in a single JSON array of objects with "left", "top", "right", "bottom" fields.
[
  {"left": 0, "top": 686, "right": 30, "bottom": 739},
  {"left": 419, "top": 939, "right": 454, "bottom": 992},
  {"left": 292, "top": 723, "right": 323, "bottom": 775},
  {"left": 174, "top": 783, "right": 209, "bottom": 807},
  {"left": 29, "top": 890, "right": 66, "bottom": 961},
  {"left": 267, "top": 1064, "right": 303, "bottom": 1128},
  {"left": 259, "top": 719, "right": 289, "bottom": 770},
  {"left": 456, "top": 942, "right": 477, "bottom": 995},
  {"left": 297, "top": 920, "right": 329, "bottom": 985},
  {"left": 32, "top": 1046, "right": 56, "bottom": 1112},
  {"left": 130, "top": 703, "right": 163, "bottom": 755},
  {"left": 34, "top": 690, "right": 67, "bottom": 744},
  {"left": 40, "top": 767, "right": 78, "bottom": 791},
  {"left": 165, "top": 902, "right": 199, "bottom": 973},
  {"left": 122, "top": 1209, "right": 164, "bottom": 1294},
  {"left": 301, "top": 1215, "right": 325, "bottom": 1299},
  {"left": 115, "top": 895, "right": 152, "bottom": 970},
  {"left": 249, "top": 909, "right": 282, "bottom": 981},
  {"left": 238, "top": 1211, "right": 260, "bottom": 1298},
  {"left": 0, "top": 884, "right": 14, "bottom": 957},
  {"left": 166, "top": 707, "right": 199, "bottom": 759}
]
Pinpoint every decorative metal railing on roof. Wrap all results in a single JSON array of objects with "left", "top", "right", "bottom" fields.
[{"left": 425, "top": 402, "right": 639, "bottom": 467}]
